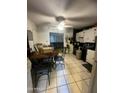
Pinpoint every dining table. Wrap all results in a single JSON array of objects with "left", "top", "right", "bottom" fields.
[{"left": 29, "top": 50, "right": 59, "bottom": 60}]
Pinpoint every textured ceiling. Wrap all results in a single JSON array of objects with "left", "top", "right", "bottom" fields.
[{"left": 27, "top": 0, "right": 97, "bottom": 28}]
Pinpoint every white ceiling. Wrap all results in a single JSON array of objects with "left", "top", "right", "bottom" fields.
[{"left": 27, "top": 0, "right": 97, "bottom": 28}]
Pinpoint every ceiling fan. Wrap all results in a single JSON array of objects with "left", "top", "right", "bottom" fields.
[
  {"left": 49, "top": 16, "right": 73, "bottom": 30},
  {"left": 27, "top": 0, "right": 97, "bottom": 28}
]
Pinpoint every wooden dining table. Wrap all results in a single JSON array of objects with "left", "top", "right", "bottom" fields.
[{"left": 29, "top": 50, "right": 59, "bottom": 60}]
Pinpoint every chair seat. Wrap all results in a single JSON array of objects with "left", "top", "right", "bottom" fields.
[
  {"left": 34, "top": 68, "right": 49, "bottom": 72},
  {"left": 37, "top": 71, "right": 49, "bottom": 76},
  {"left": 31, "top": 66, "right": 50, "bottom": 88}
]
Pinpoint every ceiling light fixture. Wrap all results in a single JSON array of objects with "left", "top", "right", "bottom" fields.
[
  {"left": 58, "top": 21, "right": 65, "bottom": 30},
  {"left": 55, "top": 16, "right": 65, "bottom": 30}
]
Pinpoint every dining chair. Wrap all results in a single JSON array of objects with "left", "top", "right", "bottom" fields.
[
  {"left": 41, "top": 57, "right": 53, "bottom": 72},
  {"left": 34, "top": 44, "right": 39, "bottom": 53},
  {"left": 30, "top": 59, "right": 51, "bottom": 89}
]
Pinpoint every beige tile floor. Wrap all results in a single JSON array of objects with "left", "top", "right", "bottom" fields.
[{"left": 35, "top": 54, "right": 91, "bottom": 93}]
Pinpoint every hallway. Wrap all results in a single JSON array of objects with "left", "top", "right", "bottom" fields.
[{"left": 35, "top": 54, "right": 91, "bottom": 93}]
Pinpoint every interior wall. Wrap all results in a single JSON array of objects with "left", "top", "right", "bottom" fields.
[
  {"left": 37, "top": 25, "right": 73, "bottom": 47},
  {"left": 27, "top": 18, "right": 38, "bottom": 44}
]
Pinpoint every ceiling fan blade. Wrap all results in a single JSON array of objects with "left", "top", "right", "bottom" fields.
[
  {"left": 27, "top": 11, "right": 56, "bottom": 26},
  {"left": 27, "top": 0, "right": 57, "bottom": 18},
  {"left": 66, "top": 16, "right": 97, "bottom": 22},
  {"left": 28, "top": 7, "right": 56, "bottom": 18},
  {"left": 64, "top": 25, "right": 72, "bottom": 27}
]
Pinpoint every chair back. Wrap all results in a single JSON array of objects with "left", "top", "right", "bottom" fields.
[{"left": 34, "top": 44, "right": 39, "bottom": 53}]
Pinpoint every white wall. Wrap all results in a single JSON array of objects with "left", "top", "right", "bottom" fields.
[
  {"left": 27, "top": 18, "right": 38, "bottom": 44},
  {"left": 37, "top": 25, "right": 73, "bottom": 47}
]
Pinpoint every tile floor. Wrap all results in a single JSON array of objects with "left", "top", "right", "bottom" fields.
[{"left": 34, "top": 54, "right": 91, "bottom": 93}]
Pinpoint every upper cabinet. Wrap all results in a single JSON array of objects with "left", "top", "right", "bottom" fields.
[
  {"left": 76, "top": 27, "right": 97, "bottom": 43},
  {"left": 79, "top": 31, "right": 84, "bottom": 43},
  {"left": 84, "top": 27, "right": 96, "bottom": 43},
  {"left": 76, "top": 30, "right": 84, "bottom": 42},
  {"left": 94, "top": 27, "right": 97, "bottom": 36},
  {"left": 76, "top": 33, "right": 80, "bottom": 42}
]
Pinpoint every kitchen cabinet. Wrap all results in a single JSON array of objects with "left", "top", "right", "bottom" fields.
[
  {"left": 76, "top": 31, "right": 84, "bottom": 42},
  {"left": 74, "top": 27, "right": 97, "bottom": 62},
  {"left": 79, "top": 31, "right": 84, "bottom": 43},
  {"left": 76, "top": 27, "right": 96, "bottom": 43},
  {"left": 76, "top": 32, "right": 82, "bottom": 42},
  {"left": 86, "top": 49, "right": 96, "bottom": 65},
  {"left": 83, "top": 28, "right": 96, "bottom": 43}
]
